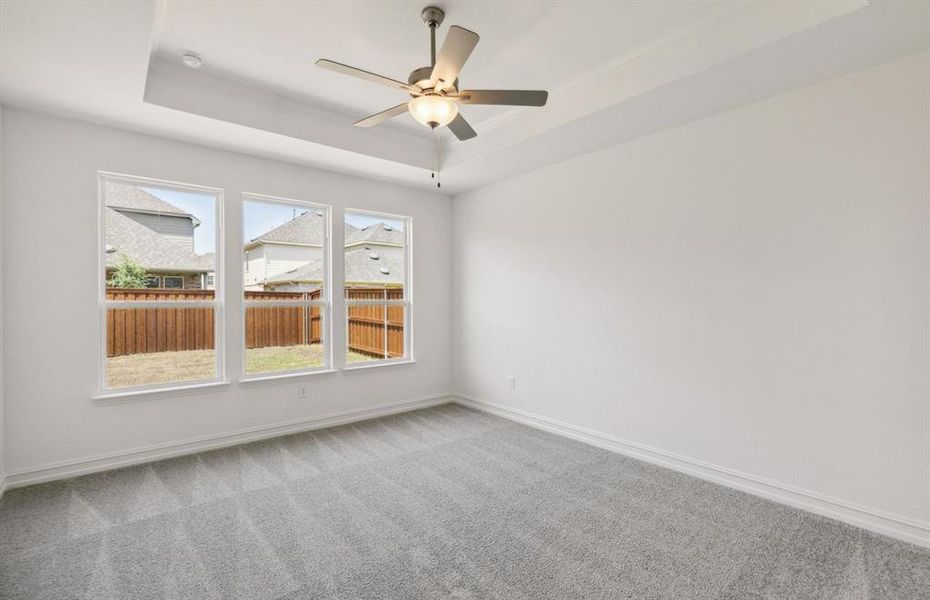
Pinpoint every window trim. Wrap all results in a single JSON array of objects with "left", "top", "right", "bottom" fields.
[
  {"left": 97, "top": 171, "right": 226, "bottom": 399},
  {"left": 343, "top": 208, "right": 412, "bottom": 367},
  {"left": 240, "top": 192, "right": 333, "bottom": 381}
]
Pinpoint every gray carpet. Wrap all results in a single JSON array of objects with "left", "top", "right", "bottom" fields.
[{"left": 1, "top": 404, "right": 928, "bottom": 599}]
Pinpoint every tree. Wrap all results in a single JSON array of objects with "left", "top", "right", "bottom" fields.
[{"left": 107, "top": 255, "right": 149, "bottom": 288}]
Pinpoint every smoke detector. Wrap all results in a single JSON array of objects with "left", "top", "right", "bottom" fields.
[{"left": 181, "top": 52, "right": 203, "bottom": 70}]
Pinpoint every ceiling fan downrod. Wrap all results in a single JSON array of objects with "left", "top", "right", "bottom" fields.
[
  {"left": 423, "top": 6, "right": 445, "bottom": 188},
  {"left": 421, "top": 6, "right": 444, "bottom": 67}
]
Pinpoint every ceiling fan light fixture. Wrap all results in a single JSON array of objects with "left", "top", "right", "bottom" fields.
[{"left": 408, "top": 94, "right": 458, "bottom": 128}]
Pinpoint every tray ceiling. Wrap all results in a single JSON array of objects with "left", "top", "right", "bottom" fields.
[{"left": 1, "top": 0, "right": 927, "bottom": 194}]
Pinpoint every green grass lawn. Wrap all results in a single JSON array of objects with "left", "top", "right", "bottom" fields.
[
  {"left": 107, "top": 345, "right": 379, "bottom": 388},
  {"left": 245, "top": 344, "right": 326, "bottom": 374},
  {"left": 107, "top": 349, "right": 217, "bottom": 388}
]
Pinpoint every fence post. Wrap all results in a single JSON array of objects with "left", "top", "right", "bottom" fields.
[
  {"left": 303, "top": 291, "right": 309, "bottom": 346},
  {"left": 382, "top": 288, "right": 388, "bottom": 359}
]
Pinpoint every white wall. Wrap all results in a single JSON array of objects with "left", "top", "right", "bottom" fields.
[
  {"left": 0, "top": 104, "right": 5, "bottom": 490},
  {"left": 1, "top": 109, "right": 452, "bottom": 474},
  {"left": 453, "top": 51, "right": 930, "bottom": 529}
]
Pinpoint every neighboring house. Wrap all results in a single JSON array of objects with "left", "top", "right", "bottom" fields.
[
  {"left": 265, "top": 246, "right": 404, "bottom": 292},
  {"left": 262, "top": 258, "right": 324, "bottom": 293},
  {"left": 104, "top": 183, "right": 214, "bottom": 289},
  {"left": 243, "top": 210, "right": 325, "bottom": 290},
  {"left": 256, "top": 219, "right": 405, "bottom": 293},
  {"left": 344, "top": 222, "right": 405, "bottom": 288}
]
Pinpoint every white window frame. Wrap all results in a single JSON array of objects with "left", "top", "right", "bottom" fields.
[
  {"left": 343, "top": 208, "right": 413, "bottom": 369},
  {"left": 97, "top": 171, "right": 225, "bottom": 398},
  {"left": 241, "top": 193, "right": 333, "bottom": 381}
]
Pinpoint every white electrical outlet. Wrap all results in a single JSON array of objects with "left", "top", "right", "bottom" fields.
[
  {"left": 508, "top": 376, "right": 516, "bottom": 390},
  {"left": 298, "top": 386, "right": 308, "bottom": 399}
]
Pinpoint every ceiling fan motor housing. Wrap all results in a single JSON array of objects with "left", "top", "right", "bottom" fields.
[{"left": 407, "top": 66, "right": 458, "bottom": 95}]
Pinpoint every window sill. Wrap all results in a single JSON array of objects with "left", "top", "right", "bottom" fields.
[
  {"left": 239, "top": 369, "right": 337, "bottom": 385},
  {"left": 342, "top": 359, "right": 416, "bottom": 372},
  {"left": 93, "top": 380, "right": 231, "bottom": 404}
]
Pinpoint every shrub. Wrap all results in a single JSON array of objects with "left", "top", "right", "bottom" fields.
[{"left": 107, "top": 255, "right": 149, "bottom": 288}]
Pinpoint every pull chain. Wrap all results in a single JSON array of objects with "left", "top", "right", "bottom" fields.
[{"left": 432, "top": 126, "right": 442, "bottom": 188}]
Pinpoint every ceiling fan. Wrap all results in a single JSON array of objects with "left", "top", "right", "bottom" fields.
[{"left": 316, "top": 6, "right": 548, "bottom": 141}]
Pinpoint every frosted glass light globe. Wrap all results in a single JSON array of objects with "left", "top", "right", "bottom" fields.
[{"left": 408, "top": 95, "right": 459, "bottom": 128}]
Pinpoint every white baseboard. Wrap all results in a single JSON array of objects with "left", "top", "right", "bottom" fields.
[
  {"left": 0, "top": 473, "right": 6, "bottom": 501},
  {"left": 453, "top": 393, "right": 930, "bottom": 549},
  {"left": 4, "top": 394, "right": 453, "bottom": 490}
]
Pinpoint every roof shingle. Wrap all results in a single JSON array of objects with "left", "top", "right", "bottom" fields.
[
  {"left": 250, "top": 210, "right": 325, "bottom": 246},
  {"left": 265, "top": 246, "right": 403, "bottom": 286},
  {"left": 344, "top": 222, "right": 405, "bottom": 246},
  {"left": 105, "top": 182, "right": 192, "bottom": 217}
]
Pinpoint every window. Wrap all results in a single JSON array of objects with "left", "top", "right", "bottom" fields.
[
  {"left": 344, "top": 209, "right": 410, "bottom": 365},
  {"left": 163, "top": 276, "right": 184, "bottom": 289},
  {"left": 242, "top": 194, "right": 330, "bottom": 377},
  {"left": 99, "top": 173, "right": 223, "bottom": 392}
]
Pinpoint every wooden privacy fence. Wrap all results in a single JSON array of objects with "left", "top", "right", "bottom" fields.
[
  {"left": 106, "top": 289, "right": 215, "bottom": 358},
  {"left": 346, "top": 288, "right": 404, "bottom": 359},
  {"left": 106, "top": 288, "right": 402, "bottom": 359},
  {"left": 244, "top": 290, "right": 322, "bottom": 350}
]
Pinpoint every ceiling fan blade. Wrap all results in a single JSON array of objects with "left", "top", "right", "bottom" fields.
[
  {"left": 430, "top": 26, "right": 479, "bottom": 90},
  {"left": 447, "top": 113, "right": 477, "bottom": 141},
  {"left": 455, "top": 90, "right": 548, "bottom": 106},
  {"left": 316, "top": 59, "right": 420, "bottom": 94},
  {"left": 354, "top": 104, "right": 409, "bottom": 128}
]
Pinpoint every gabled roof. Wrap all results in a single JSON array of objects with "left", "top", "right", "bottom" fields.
[
  {"left": 345, "top": 222, "right": 405, "bottom": 246},
  {"left": 105, "top": 182, "right": 194, "bottom": 219},
  {"left": 105, "top": 207, "right": 214, "bottom": 272},
  {"left": 265, "top": 246, "right": 403, "bottom": 286},
  {"left": 248, "top": 210, "right": 325, "bottom": 247}
]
